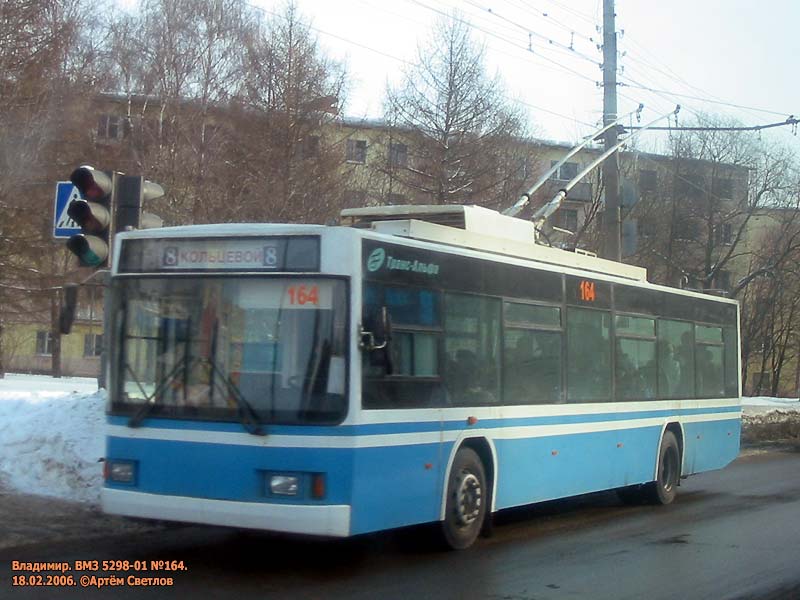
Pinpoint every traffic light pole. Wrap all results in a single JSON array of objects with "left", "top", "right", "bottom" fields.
[
  {"left": 601, "top": 0, "right": 621, "bottom": 262},
  {"left": 99, "top": 271, "right": 111, "bottom": 390}
]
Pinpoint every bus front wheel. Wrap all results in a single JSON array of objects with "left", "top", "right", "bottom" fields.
[
  {"left": 645, "top": 430, "right": 681, "bottom": 505},
  {"left": 441, "top": 447, "right": 487, "bottom": 550}
]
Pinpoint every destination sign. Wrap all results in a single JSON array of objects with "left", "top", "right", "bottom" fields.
[
  {"left": 119, "top": 236, "right": 320, "bottom": 273},
  {"left": 160, "top": 241, "right": 278, "bottom": 270}
]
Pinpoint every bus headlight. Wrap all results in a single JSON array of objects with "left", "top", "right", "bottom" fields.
[
  {"left": 107, "top": 460, "right": 136, "bottom": 484},
  {"left": 269, "top": 475, "right": 299, "bottom": 496}
]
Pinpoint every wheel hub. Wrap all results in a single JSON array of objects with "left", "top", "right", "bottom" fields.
[{"left": 455, "top": 472, "right": 482, "bottom": 526}]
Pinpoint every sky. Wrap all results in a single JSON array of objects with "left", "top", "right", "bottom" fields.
[{"left": 251, "top": 0, "right": 800, "bottom": 153}]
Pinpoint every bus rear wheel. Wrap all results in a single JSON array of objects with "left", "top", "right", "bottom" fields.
[
  {"left": 441, "top": 447, "right": 487, "bottom": 550},
  {"left": 645, "top": 431, "right": 681, "bottom": 505}
]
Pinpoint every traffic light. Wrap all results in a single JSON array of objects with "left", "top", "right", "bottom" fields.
[
  {"left": 66, "top": 167, "right": 114, "bottom": 268},
  {"left": 65, "top": 168, "right": 165, "bottom": 269},
  {"left": 113, "top": 175, "right": 164, "bottom": 232}
]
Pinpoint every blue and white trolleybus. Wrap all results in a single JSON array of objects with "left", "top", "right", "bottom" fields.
[{"left": 103, "top": 204, "right": 741, "bottom": 549}]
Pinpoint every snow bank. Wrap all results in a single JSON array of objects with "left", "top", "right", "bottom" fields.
[
  {"left": 0, "top": 374, "right": 105, "bottom": 504},
  {"left": 741, "top": 396, "right": 800, "bottom": 415}
]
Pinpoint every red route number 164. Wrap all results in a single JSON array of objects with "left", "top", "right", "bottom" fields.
[
  {"left": 579, "top": 280, "right": 596, "bottom": 302},
  {"left": 287, "top": 285, "right": 319, "bottom": 306}
]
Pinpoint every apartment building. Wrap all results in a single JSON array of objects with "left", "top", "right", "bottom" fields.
[{"left": 2, "top": 95, "right": 760, "bottom": 378}]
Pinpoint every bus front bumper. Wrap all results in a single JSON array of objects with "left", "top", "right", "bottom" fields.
[{"left": 102, "top": 488, "right": 351, "bottom": 537}]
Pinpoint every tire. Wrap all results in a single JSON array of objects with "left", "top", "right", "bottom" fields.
[
  {"left": 441, "top": 447, "right": 487, "bottom": 550},
  {"left": 645, "top": 430, "right": 681, "bottom": 505}
]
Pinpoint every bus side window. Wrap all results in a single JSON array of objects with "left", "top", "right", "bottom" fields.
[
  {"left": 362, "top": 284, "right": 445, "bottom": 409},
  {"left": 566, "top": 308, "right": 611, "bottom": 402},
  {"left": 723, "top": 327, "right": 738, "bottom": 397},
  {"left": 444, "top": 293, "right": 501, "bottom": 406},
  {"left": 614, "top": 315, "right": 656, "bottom": 401},
  {"left": 657, "top": 319, "right": 695, "bottom": 399},
  {"left": 502, "top": 302, "right": 562, "bottom": 405},
  {"left": 696, "top": 325, "right": 724, "bottom": 397}
]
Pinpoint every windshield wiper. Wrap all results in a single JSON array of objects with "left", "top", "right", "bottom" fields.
[
  {"left": 203, "top": 355, "right": 265, "bottom": 436},
  {"left": 128, "top": 357, "right": 197, "bottom": 428},
  {"left": 128, "top": 316, "right": 196, "bottom": 428},
  {"left": 206, "top": 319, "right": 265, "bottom": 436},
  {"left": 301, "top": 307, "right": 331, "bottom": 415}
]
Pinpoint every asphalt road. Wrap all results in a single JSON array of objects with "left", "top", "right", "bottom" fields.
[{"left": 2, "top": 447, "right": 799, "bottom": 600}]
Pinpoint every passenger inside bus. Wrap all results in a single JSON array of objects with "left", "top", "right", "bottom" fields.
[{"left": 447, "top": 349, "right": 497, "bottom": 405}]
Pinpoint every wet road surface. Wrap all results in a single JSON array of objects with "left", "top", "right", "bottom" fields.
[{"left": 2, "top": 447, "right": 799, "bottom": 600}]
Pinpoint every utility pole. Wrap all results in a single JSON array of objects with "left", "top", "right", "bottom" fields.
[{"left": 601, "top": 0, "right": 621, "bottom": 261}]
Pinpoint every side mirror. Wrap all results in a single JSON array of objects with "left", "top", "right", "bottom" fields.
[
  {"left": 360, "top": 306, "right": 392, "bottom": 349},
  {"left": 360, "top": 306, "right": 394, "bottom": 374},
  {"left": 59, "top": 284, "right": 79, "bottom": 335}
]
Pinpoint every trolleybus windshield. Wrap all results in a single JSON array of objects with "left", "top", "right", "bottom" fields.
[{"left": 111, "top": 277, "right": 347, "bottom": 425}]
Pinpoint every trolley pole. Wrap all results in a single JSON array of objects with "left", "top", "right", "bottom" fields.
[{"left": 601, "top": 0, "right": 621, "bottom": 261}]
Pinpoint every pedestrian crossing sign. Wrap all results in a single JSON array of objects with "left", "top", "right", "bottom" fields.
[{"left": 53, "top": 182, "right": 82, "bottom": 239}]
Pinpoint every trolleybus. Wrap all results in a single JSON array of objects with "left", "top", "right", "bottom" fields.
[{"left": 102, "top": 204, "right": 740, "bottom": 549}]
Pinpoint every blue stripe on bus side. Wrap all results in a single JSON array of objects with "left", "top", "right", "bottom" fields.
[
  {"left": 105, "top": 415, "right": 741, "bottom": 536},
  {"left": 107, "top": 405, "right": 740, "bottom": 436}
]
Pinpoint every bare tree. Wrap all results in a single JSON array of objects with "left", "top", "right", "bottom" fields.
[
  {"left": 102, "top": 0, "right": 260, "bottom": 225},
  {"left": 103, "top": 1, "right": 349, "bottom": 225},
  {"left": 383, "top": 15, "right": 527, "bottom": 207},
  {"left": 617, "top": 116, "right": 800, "bottom": 394},
  {"left": 738, "top": 197, "right": 800, "bottom": 394},
  {"left": 231, "top": 2, "right": 349, "bottom": 223},
  {"left": 0, "top": 0, "right": 109, "bottom": 376},
  {"left": 625, "top": 116, "right": 798, "bottom": 292}
]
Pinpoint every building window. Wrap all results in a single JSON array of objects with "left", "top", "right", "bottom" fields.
[
  {"left": 36, "top": 331, "right": 53, "bottom": 355},
  {"left": 677, "top": 173, "right": 705, "bottom": 197},
  {"left": 346, "top": 139, "right": 367, "bottom": 163},
  {"left": 639, "top": 217, "right": 657, "bottom": 238},
  {"left": 297, "top": 135, "right": 320, "bottom": 159},
  {"left": 713, "top": 176, "right": 733, "bottom": 199},
  {"left": 97, "top": 114, "right": 129, "bottom": 140},
  {"left": 715, "top": 270, "right": 732, "bottom": 291},
  {"left": 639, "top": 169, "right": 657, "bottom": 192},
  {"left": 674, "top": 216, "right": 699, "bottom": 241},
  {"left": 387, "top": 193, "right": 406, "bottom": 205},
  {"left": 345, "top": 189, "right": 367, "bottom": 207},
  {"left": 715, "top": 223, "right": 733, "bottom": 245},
  {"left": 84, "top": 333, "right": 103, "bottom": 357},
  {"left": 388, "top": 143, "right": 407, "bottom": 168},
  {"left": 551, "top": 161, "right": 578, "bottom": 181},
  {"left": 753, "top": 371, "right": 772, "bottom": 391},
  {"left": 555, "top": 208, "right": 578, "bottom": 232},
  {"left": 512, "top": 157, "right": 530, "bottom": 181}
]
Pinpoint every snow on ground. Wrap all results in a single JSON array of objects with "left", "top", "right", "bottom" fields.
[
  {"left": 740, "top": 397, "right": 800, "bottom": 446},
  {"left": 0, "top": 374, "right": 105, "bottom": 504},
  {"left": 741, "top": 396, "right": 800, "bottom": 414},
  {"left": 0, "top": 373, "right": 798, "bottom": 505}
]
